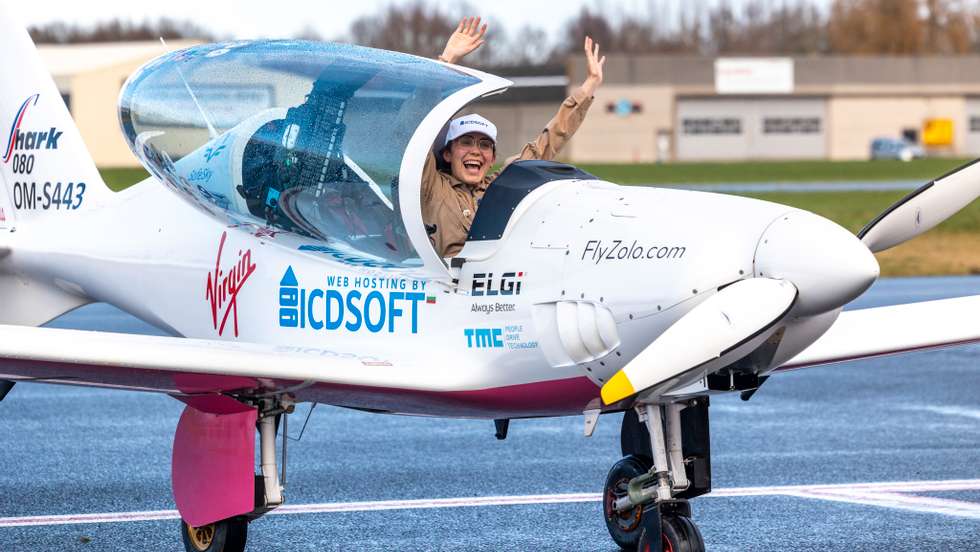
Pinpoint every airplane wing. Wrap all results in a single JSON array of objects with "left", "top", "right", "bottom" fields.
[
  {"left": 0, "top": 324, "right": 438, "bottom": 395},
  {"left": 0, "top": 324, "right": 598, "bottom": 418},
  {"left": 778, "top": 294, "right": 980, "bottom": 371}
]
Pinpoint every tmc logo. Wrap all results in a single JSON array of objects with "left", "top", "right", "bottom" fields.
[
  {"left": 472, "top": 271, "right": 523, "bottom": 297},
  {"left": 464, "top": 328, "right": 503, "bottom": 348}
]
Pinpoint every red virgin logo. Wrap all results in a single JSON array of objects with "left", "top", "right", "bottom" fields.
[{"left": 206, "top": 231, "right": 256, "bottom": 337}]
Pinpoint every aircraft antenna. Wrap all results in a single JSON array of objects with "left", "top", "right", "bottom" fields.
[{"left": 160, "top": 37, "right": 218, "bottom": 139}]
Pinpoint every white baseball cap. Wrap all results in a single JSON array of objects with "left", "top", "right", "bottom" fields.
[{"left": 444, "top": 114, "right": 497, "bottom": 147}]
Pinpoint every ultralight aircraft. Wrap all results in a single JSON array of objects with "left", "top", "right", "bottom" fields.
[{"left": 0, "top": 7, "right": 978, "bottom": 552}]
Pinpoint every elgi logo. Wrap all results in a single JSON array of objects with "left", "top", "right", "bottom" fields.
[
  {"left": 472, "top": 271, "right": 523, "bottom": 297},
  {"left": 464, "top": 328, "right": 503, "bottom": 348}
]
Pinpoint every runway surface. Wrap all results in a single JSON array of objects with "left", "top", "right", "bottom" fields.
[{"left": 1, "top": 276, "right": 979, "bottom": 551}]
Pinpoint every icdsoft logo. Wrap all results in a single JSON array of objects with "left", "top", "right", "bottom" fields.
[
  {"left": 206, "top": 231, "right": 256, "bottom": 337},
  {"left": 278, "top": 267, "right": 429, "bottom": 334}
]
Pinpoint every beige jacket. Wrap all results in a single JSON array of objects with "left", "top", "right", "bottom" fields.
[{"left": 421, "top": 89, "right": 594, "bottom": 258}]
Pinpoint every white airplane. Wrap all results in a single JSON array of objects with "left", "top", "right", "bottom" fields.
[{"left": 0, "top": 8, "right": 979, "bottom": 552}]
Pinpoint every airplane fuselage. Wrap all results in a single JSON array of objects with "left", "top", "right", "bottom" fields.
[{"left": 5, "top": 172, "right": 853, "bottom": 418}]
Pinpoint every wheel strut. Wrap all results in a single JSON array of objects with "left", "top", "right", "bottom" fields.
[
  {"left": 252, "top": 396, "right": 294, "bottom": 515},
  {"left": 616, "top": 403, "right": 685, "bottom": 512},
  {"left": 605, "top": 399, "right": 708, "bottom": 552}
]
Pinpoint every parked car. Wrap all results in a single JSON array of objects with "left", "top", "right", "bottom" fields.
[{"left": 870, "top": 137, "right": 925, "bottom": 161}]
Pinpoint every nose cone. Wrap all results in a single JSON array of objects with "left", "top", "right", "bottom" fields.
[{"left": 755, "top": 211, "right": 879, "bottom": 316}]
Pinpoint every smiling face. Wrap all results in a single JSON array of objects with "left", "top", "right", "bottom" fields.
[{"left": 442, "top": 132, "right": 496, "bottom": 186}]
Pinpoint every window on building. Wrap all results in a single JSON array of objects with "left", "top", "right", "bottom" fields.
[
  {"left": 763, "top": 117, "right": 821, "bottom": 134},
  {"left": 682, "top": 118, "right": 741, "bottom": 135},
  {"left": 969, "top": 116, "right": 980, "bottom": 133}
]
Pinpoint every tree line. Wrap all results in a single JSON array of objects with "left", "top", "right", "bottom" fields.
[{"left": 27, "top": 0, "right": 980, "bottom": 65}]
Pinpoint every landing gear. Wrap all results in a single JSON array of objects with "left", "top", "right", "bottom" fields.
[
  {"left": 637, "top": 514, "right": 704, "bottom": 552},
  {"left": 603, "top": 399, "right": 710, "bottom": 551},
  {"left": 181, "top": 517, "right": 247, "bottom": 552},
  {"left": 177, "top": 396, "right": 294, "bottom": 552},
  {"left": 603, "top": 455, "right": 654, "bottom": 549}
]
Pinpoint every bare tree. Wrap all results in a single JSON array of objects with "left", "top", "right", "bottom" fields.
[
  {"left": 335, "top": 0, "right": 980, "bottom": 66},
  {"left": 556, "top": 7, "right": 617, "bottom": 54},
  {"left": 826, "top": 0, "right": 978, "bottom": 55},
  {"left": 348, "top": 2, "right": 457, "bottom": 57},
  {"left": 922, "top": 0, "right": 973, "bottom": 53},
  {"left": 498, "top": 25, "right": 553, "bottom": 66},
  {"left": 294, "top": 24, "right": 323, "bottom": 42},
  {"left": 29, "top": 18, "right": 217, "bottom": 43},
  {"left": 827, "top": 0, "right": 923, "bottom": 54}
]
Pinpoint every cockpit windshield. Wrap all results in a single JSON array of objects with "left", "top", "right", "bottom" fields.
[{"left": 119, "top": 40, "right": 479, "bottom": 266}]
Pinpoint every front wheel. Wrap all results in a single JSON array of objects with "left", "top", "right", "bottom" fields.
[
  {"left": 638, "top": 514, "right": 705, "bottom": 552},
  {"left": 181, "top": 517, "right": 248, "bottom": 552},
  {"left": 603, "top": 455, "right": 653, "bottom": 550}
]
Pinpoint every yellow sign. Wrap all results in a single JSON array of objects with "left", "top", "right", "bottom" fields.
[{"left": 923, "top": 118, "right": 953, "bottom": 147}]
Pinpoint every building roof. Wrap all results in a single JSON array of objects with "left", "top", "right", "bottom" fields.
[
  {"left": 568, "top": 54, "right": 980, "bottom": 94},
  {"left": 38, "top": 40, "right": 201, "bottom": 76}
]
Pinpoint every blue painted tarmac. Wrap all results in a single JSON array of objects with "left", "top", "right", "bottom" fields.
[{"left": 1, "top": 276, "right": 979, "bottom": 551}]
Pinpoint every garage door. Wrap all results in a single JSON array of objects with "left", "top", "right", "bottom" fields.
[{"left": 676, "top": 97, "right": 826, "bottom": 161}]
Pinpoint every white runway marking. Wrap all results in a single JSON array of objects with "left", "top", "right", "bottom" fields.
[
  {"left": 1, "top": 479, "right": 979, "bottom": 528},
  {"left": 905, "top": 404, "right": 980, "bottom": 422}
]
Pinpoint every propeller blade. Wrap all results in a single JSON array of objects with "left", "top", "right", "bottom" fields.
[
  {"left": 859, "top": 158, "right": 980, "bottom": 253},
  {"left": 601, "top": 278, "right": 797, "bottom": 405}
]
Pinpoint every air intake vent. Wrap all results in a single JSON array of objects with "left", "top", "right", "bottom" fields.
[{"left": 532, "top": 301, "right": 620, "bottom": 367}]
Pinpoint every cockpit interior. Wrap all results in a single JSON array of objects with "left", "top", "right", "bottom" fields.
[{"left": 119, "top": 40, "right": 582, "bottom": 270}]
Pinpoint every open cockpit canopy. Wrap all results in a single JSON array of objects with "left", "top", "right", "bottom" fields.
[{"left": 119, "top": 40, "right": 506, "bottom": 269}]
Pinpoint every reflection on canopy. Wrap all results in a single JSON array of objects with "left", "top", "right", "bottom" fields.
[{"left": 119, "top": 40, "right": 479, "bottom": 266}]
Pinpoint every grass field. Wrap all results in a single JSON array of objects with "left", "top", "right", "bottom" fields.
[
  {"left": 578, "top": 157, "right": 973, "bottom": 184},
  {"left": 99, "top": 167, "right": 150, "bottom": 192},
  {"left": 99, "top": 159, "right": 980, "bottom": 277},
  {"left": 738, "top": 191, "right": 980, "bottom": 276}
]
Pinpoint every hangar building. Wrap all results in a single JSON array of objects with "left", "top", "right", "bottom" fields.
[
  {"left": 38, "top": 41, "right": 201, "bottom": 168},
  {"left": 564, "top": 55, "right": 980, "bottom": 163}
]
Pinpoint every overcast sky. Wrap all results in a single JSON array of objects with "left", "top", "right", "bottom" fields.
[{"left": 12, "top": 1, "right": 803, "bottom": 42}]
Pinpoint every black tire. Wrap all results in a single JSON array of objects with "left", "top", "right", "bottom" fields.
[
  {"left": 645, "top": 515, "right": 703, "bottom": 552},
  {"left": 603, "top": 455, "right": 652, "bottom": 550},
  {"left": 636, "top": 527, "right": 657, "bottom": 552},
  {"left": 181, "top": 517, "right": 248, "bottom": 552}
]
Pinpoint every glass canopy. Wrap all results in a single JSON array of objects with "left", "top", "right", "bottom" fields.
[{"left": 119, "top": 40, "right": 479, "bottom": 266}]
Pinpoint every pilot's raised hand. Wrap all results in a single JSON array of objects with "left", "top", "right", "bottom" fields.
[
  {"left": 579, "top": 36, "right": 606, "bottom": 98},
  {"left": 438, "top": 17, "right": 487, "bottom": 65}
]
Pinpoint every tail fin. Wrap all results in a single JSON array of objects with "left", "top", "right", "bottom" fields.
[
  {"left": 0, "top": 7, "right": 117, "bottom": 324},
  {"left": 0, "top": 6, "right": 112, "bottom": 232}
]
